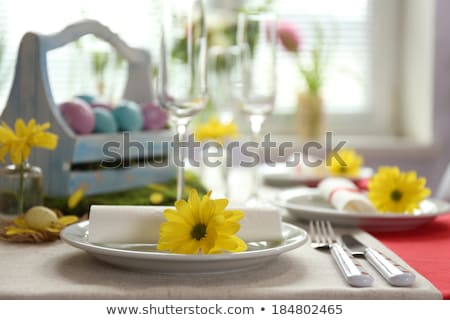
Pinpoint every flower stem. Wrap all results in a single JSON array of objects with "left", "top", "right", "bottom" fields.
[{"left": 18, "top": 162, "right": 25, "bottom": 214}]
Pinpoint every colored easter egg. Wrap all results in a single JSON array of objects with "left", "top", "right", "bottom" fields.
[
  {"left": 59, "top": 100, "right": 95, "bottom": 134},
  {"left": 141, "top": 103, "right": 168, "bottom": 130},
  {"left": 75, "top": 94, "right": 96, "bottom": 105},
  {"left": 112, "top": 101, "right": 144, "bottom": 131},
  {"left": 93, "top": 108, "right": 118, "bottom": 133},
  {"left": 91, "top": 101, "right": 114, "bottom": 111}
]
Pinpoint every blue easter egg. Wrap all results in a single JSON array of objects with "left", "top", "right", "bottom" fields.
[
  {"left": 112, "top": 101, "right": 144, "bottom": 131},
  {"left": 93, "top": 108, "right": 118, "bottom": 133},
  {"left": 75, "top": 94, "right": 96, "bottom": 105}
]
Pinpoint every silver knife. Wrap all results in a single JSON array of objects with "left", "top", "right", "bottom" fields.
[{"left": 341, "top": 234, "right": 416, "bottom": 287}]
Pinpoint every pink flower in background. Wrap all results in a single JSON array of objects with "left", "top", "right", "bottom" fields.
[{"left": 277, "top": 21, "right": 301, "bottom": 53}]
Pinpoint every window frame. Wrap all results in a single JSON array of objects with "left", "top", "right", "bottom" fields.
[{"left": 265, "top": 0, "right": 403, "bottom": 137}]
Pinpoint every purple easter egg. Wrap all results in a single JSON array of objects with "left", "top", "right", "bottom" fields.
[
  {"left": 59, "top": 100, "right": 95, "bottom": 134},
  {"left": 141, "top": 103, "right": 168, "bottom": 130}
]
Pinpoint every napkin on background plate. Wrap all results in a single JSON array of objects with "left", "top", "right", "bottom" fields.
[
  {"left": 88, "top": 205, "right": 283, "bottom": 244},
  {"left": 318, "top": 177, "right": 377, "bottom": 213}
]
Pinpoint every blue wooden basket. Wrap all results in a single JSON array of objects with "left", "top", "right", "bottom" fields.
[{"left": 1, "top": 20, "right": 174, "bottom": 197}]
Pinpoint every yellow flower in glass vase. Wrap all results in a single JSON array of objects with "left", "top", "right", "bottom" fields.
[
  {"left": 157, "top": 189, "right": 247, "bottom": 254},
  {"left": 326, "top": 149, "right": 363, "bottom": 178},
  {"left": 0, "top": 119, "right": 58, "bottom": 165},
  {"left": 194, "top": 117, "right": 238, "bottom": 144},
  {"left": 368, "top": 166, "right": 431, "bottom": 214}
]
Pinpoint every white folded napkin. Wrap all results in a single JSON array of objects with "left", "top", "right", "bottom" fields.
[
  {"left": 88, "top": 205, "right": 283, "bottom": 244},
  {"left": 318, "top": 177, "right": 377, "bottom": 213}
]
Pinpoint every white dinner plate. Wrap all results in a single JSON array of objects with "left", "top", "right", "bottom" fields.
[
  {"left": 262, "top": 162, "right": 373, "bottom": 187},
  {"left": 61, "top": 221, "right": 308, "bottom": 273},
  {"left": 274, "top": 188, "right": 450, "bottom": 231}
]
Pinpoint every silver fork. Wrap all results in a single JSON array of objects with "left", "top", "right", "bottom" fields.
[{"left": 309, "top": 220, "right": 374, "bottom": 287}]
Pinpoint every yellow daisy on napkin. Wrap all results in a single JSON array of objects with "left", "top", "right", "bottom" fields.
[
  {"left": 368, "top": 166, "right": 431, "bottom": 213},
  {"left": 326, "top": 148, "right": 363, "bottom": 177},
  {"left": 157, "top": 189, "right": 247, "bottom": 254}
]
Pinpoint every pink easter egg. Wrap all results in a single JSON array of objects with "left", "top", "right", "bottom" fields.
[
  {"left": 141, "top": 103, "right": 168, "bottom": 130},
  {"left": 59, "top": 100, "right": 95, "bottom": 134}
]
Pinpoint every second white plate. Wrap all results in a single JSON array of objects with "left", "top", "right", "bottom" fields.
[
  {"left": 274, "top": 188, "right": 450, "bottom": 231},
  {"left": 263, "top": 162, "right": 373, "bottom": 187},
  {"left": 61, "top": 221, "right": 308, "bottom": 273}
]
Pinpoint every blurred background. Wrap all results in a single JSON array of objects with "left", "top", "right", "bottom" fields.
[{"left": 0, "top": 0, "right": 449, "bottom": 192}]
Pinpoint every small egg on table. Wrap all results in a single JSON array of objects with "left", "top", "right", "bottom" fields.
[{"left": 25, "top": 206, "right": 58, "bottom": 231}]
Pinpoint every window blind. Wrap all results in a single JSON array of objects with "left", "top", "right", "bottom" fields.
[
  {"left": 274, "top": 0, "right": 370, "bottom": 114},
  {"left": 0, "top": 0, "right": 369, "bottom": 116}
]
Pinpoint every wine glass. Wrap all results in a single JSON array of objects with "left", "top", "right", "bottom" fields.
[
  {"left": 234, "top": 11, "right": 277, "bottom": 204},
  {"left": 159, "top": 0, "right": 208, "bottom": 200}
]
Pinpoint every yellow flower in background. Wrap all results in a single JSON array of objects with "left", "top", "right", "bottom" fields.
[
  {"left": 368, "top": 166, "right": 431, "bottom": 214},
  {"left": 157, "top": 189, "right": 247, "bottom": 254},
  {"left": 194, "top": 118, "right": 238, "bottom": 144},
  {"left": 149, "top": 192, "right": 164, "bottom": 205},
  {"left": 68, "top": 187, "right": 85, "bottom": 209},
  {"left": 326, "top": 149, "right": 363, "bottom": 177},
  {"left": 0, "top": 119, "right": 58, "bottom": 165}
]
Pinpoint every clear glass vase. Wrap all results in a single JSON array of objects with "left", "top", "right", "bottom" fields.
[{"left": 0, "top": 163, "right": 43, "bottom": 216}]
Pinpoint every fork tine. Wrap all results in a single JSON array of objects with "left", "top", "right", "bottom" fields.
[
  {"left": 325, "top": 221, "right": 337, "bottom": 243},
  {"left": 309, "top": 220, "right": 317, "bottom": 243},
  {"left": 322, "top": 220, "right": 331, "bottom": 245}
]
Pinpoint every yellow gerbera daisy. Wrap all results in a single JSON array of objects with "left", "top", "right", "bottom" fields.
[
  {"left": 326, "top": 149, "right": 363, "bottom": 177},
  {"left": 0, "top": 119, "right": 58, "bottom": 165},
  {"left": 368, "top": 166, "right": 431, "bottom": 214},
  {"left": 157, "top": 189, "right": 247, "bottom": 254},
  {"left": 194, "top": 117, "right": 238, "bottom": 144}
]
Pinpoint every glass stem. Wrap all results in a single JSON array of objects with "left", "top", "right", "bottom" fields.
[
  {"left": 249, "top": 114, "right": 265, "bottom": 201},
  {"left": 176, "top": 123, "right": 187, "bottom": 200},
  {"left": 221, "top": 144, "right": 229, "bottom": 197},
  {"left": 18, "top": 162, "right": 25, "bottom": 214}
]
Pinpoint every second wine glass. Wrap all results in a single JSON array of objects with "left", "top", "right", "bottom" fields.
[
  {"left": 159, "top": 0, "right": 208, "bottom": 200},
  {"left": 235, "top": 11, "right": 277, "bottom": 204}
]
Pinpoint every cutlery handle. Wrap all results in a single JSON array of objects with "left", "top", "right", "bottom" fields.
[
  {"left": 365, "top": 248, "right": 416, "bottom": 287},
  {"left": 330, "top": 243, "right": 374, "bottom": 287}
]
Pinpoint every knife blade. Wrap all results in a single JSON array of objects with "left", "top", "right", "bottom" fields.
[{"left": 341, "top": 234, "right": 416, "bottom": 287}]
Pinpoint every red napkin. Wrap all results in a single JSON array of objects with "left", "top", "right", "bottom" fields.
[{"left": 371, "top": 215, "right": 450, "bottom": 299}]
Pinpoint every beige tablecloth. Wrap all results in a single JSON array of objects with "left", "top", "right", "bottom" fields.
[{"left": 0, "top": 222, "right": 441, "bottom": 300}]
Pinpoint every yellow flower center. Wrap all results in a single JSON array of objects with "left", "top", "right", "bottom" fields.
[
  {"left": 339, "top": 166, "right": 347, "bottom": 173},
  {"left": 191, "top": 223, "right": 207, "bottom": 241},
  {"left": 390, "top": 189, "right": 403, "bottom": 202}
]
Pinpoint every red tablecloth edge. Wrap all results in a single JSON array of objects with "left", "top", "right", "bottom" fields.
[{"left": 370, "top": 215, "right": 450, "bottom": 299}]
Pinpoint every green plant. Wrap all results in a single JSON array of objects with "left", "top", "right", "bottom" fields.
[
  {"left": 299, "top": 25, "right": 325, "bottom": 96},
  {"left": 277, "top": 21, "right": 328, "bottom": 97}
]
